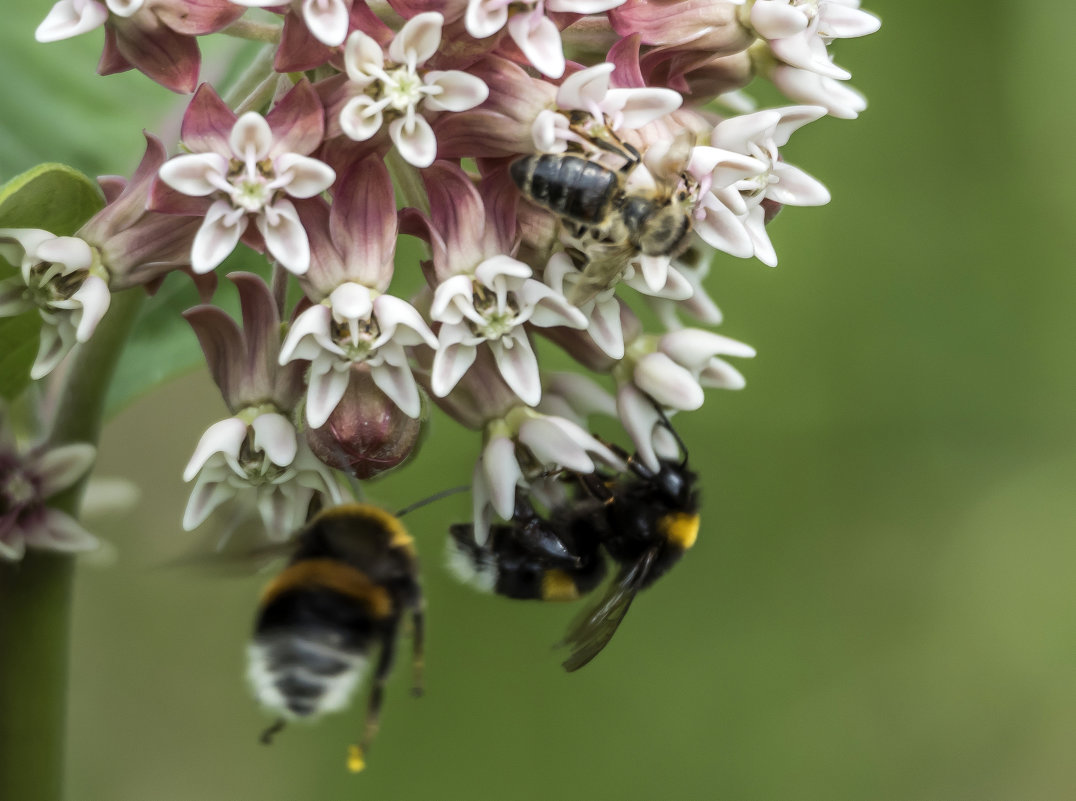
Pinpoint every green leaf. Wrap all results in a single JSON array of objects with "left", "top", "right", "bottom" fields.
[
  {"left": 0, "top": 313, "right": 40, "bottom": 401},
  {"left": 0, "top": 163, "right": 104, "bottom": 237}
]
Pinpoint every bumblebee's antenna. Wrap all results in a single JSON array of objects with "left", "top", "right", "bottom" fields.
[
  {"left": 394, "top": 485, "right": 469, "bottom": 518},
  {"left": 259, "top": 717, "right": 286, "bottom": 745},
  {"left": 649, "top": 398, "right": 689, "bottom": 466}
]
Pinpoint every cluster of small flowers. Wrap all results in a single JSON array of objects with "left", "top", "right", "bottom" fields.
[{"left": 1, "top": 0, "right": 879, "bottom": 557}]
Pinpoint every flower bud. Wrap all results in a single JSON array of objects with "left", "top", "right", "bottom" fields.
[{"left": 305, "top": 365, "right": 424, "bottom": 479}]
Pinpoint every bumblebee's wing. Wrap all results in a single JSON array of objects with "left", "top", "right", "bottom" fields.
[{"left": 558, "top": 548, "right": 657, "bottom": 672}]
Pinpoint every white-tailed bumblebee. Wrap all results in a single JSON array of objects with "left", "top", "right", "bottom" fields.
[
  {"left": 246, "top": 503, "right": 424, "bottom": 772},
  {"left": 449, "top": 434, "right": 699, "bottom": 671}
]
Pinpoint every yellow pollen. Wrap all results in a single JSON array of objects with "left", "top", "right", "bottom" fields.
[
  {"left": 541, "top": 569, "right": 580, "bottom": 601},
  {"left": 660, "top": 512, "right": 700, "bottom": 550},
  {"left": 347, "top": 744, "right": 366, "bottom": 773}
]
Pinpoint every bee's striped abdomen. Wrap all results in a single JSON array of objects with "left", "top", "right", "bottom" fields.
[{"left": 511, "top": 155, "right": 620, "bottom": 224}]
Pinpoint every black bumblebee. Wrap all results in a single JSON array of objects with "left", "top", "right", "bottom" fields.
[
  {"left": 510, "top": 136, "right": 696, "bottom": 305},
  {"left": 449, "top": 436, "right": 699, "bottom": 671},
  {"left": 246, "top": 503, "right": 424, "bottom": 772}
]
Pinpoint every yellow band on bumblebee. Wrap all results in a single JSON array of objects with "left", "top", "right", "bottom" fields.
[
  {"left": 260, "top": 559, "right": 393, "bottom": 618},
  {"left": 541, "top": 569, "right": 581, "bottom": 601}
]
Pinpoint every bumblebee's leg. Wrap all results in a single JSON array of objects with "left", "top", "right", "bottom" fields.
[
  {"left": 410, "top": 605, "right": 425, "bottom": 698},
  {"left": 349, "top": 623, "right": 400, "bottom": 771},
  {"left": 259, "top": 717, "right": 286, "bottom": 745}
]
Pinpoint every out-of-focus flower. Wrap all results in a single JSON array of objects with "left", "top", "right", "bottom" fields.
[
  {"left": 338, "top": 12, "right": 488, "bottom": 167},
  {"left": 231, "top": 0, "right": 353, "bottom": 47},
  {"left": 35, "top": 0, "right": 243, "bottom": 93},
  {"left": 0, "top": 229, "right": 110, "bottom": 380},
  {"left": 154, "top": 82, "right": 335, "bottom": 275},
  {"left": 0, "top": 414, "right": 98, "bottom": 561},
  {"left": 182, "top": 273, "right": 344, "bottom": 540}
]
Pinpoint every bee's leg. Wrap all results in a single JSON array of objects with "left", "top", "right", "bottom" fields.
[
  {"left": 351, "top": 624, "right": 400, "bottom": 769},
  {"left": 259, "top": 717, "right": 286, "bottom": 745},
  {"left": 410, "top": 605, "right": 425, "bottom": 698}
]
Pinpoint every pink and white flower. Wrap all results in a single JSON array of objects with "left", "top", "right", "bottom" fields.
[
  {"left": 155, "top": 82, "right": 335, "bottom": 275},
  {"left": 340, "top": 12, "right": 488, "bottom": 168},
  {"left": 688, "top": 105, "right": 830, "bottom": 266},
  {"left": 0, "top": 229, "right": 111, "bottom": 380},
  {"left": 230, "top": 0, "right": 353, "bottom": 47},
  {"left": 0, "top": 415, "right": 99, "bottom": 561},
  {"left": 464, "top": 0, "right": 626, "bottom": 78}
]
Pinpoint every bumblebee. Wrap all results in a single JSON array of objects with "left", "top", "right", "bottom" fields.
[
  {"left": 510, "top": 143, "right": 696, "bottom": 305},
  {"left": 447, "top": 490, "right": 607, "bottom": 602},
  {"left": 449, "top": 436, "right": 699, "bottom": 671},
  {"left": 246, "top": 503, "right": 424, "bottom": 772}
]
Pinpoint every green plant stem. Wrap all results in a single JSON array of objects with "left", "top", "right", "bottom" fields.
[
  {"left": 223, "top": 44, "right": 279, "bottom": 113},
  {"left": 0, "top": 288, "right": 143, "bottom": 801},
  {"left": 219, "top": 19, "right": 282, "bottom": 43}
]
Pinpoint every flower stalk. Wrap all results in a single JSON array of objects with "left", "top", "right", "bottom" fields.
[{"left": 0, "top": 288, "right": 143, "bottom": 801}]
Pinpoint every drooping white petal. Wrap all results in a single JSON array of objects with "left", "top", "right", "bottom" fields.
[
  {"left": 517, "top": 417, "right": 594, "bottom": 474},
  {"left": 70, "top": 275, "right": 111, "bottom": 342},
  {"left": 743, "top": 205, "right": 778, "bottom": 267},
  {"left": 423, "top": 71, "right": 489, "bottom": 112},
  {"left": 821, "top": 3, "right": 881, "bottom": 38},
  {"left": 158, "top": 153, "right": 229, "bottom": 197},
  {"left": 603, "top": 87, "right": 682, "bottom": 130},
  {"left": 36, "top": 236, "right": 93, "bottom": 271},
  {"left": 389, "top": 116, "right": 438, "bottom": 169},
  {"left": 230, "top": 112, "right": 274, "bottom": 162},
  {"left": 251, "top": 412, "right": 298, "bottom": 467},
  {"left": 768, "top": 163, "right": 830, "bottom": 206},
  {"left": 258, "top": 199, "right": 310, "bottom": 275},
  {"left": 587, "top": 296, "right": 625, "bottom": 360},
  {"left": 430, "top": 338, "right": 477, "bottom": 397},
  {"left": 182, "top": 473, "right": 237, "bottom": 530},
  {"left": 370, "top": 360, "right": 422, "bottom": 419},
  {"left": 616, "top": 383, "right": 662, "bottom": 472},
  {"left": 507, "top": 11, "right": 565, "bottom": 79},
  {"left": 191, "top": 200, "right": 246, "bottom": 274},
  {"left": 184, "top": 418, "right": 247, "bottom": 481},
  {"left": 516, "top": 280, "right": 587, "bottom": 329},
  {"left": 306, "top": 364, "right": 351, "bottom": 428},
  {"left": 694, "top": 196, "right": 753, "bottom": 258},
  {"left": 490, "top": 332, "right": 541, "bottom": 406},
  {"left": 481, "top": 435, "right": 521, "bottom": 519},
  {"left": 30, "top": 322, "right": 75, "bottom": 380},
  {"left": 749, "top": 1, "right": 808, "bottom": 38},
  {"left": 659, "top": 329, "right": 756, "bottom": 368},
  {"left": 699, "top": 357, "right": 747, "bottom": 390},
  {"left": 279, "top": 304, "right": 332, "bottom": 364},
  {"left": 274, "top": 153, "right": 336, "bottom": 199},
  {"left": 634, "top": 352, "right": 705, "bottom": 411},
  {"left": 390, "top": 11, "right": 443, "bottom": 66},
  {"left": 35, "top": 0, "right": 108, "bottom": 43},
  {"left": 34, "top": 443, "right": 96, "bottom": 497},
  {"left": 302, "top": 0, "right": 350, "bottom": 47}
]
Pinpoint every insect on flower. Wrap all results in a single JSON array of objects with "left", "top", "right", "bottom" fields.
[{"left": 449, "top": 413, "right": 699, "bottom": 671}]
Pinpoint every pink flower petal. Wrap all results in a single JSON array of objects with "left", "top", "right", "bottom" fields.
[{"left": 34, "top": 508, "right": 99, "bottom": 553}]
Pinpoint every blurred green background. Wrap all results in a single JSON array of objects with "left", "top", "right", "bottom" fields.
[{"left": 4, "top": 1, "right": 1076, "bottom": 799}]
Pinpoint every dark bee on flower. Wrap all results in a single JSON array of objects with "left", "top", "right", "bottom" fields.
[
  {"left": 246, "top": 503, "right": 424, "bottom": 773},
  {"left": 510, "top": 132, "right": 696, "bottom": 305},
  {"left": 449, "top": 423, "right": 699, "bottom": 671}
]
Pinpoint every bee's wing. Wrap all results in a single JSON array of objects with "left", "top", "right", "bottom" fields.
[
  {"left": 568, "top": 241, "right": 636, "bottom": 306},
  {"left": 157, "top": 532, "right": 295, "bottom": 576},
  {"left": 558, "top": 548, "right": 657, "bottom": 672}
]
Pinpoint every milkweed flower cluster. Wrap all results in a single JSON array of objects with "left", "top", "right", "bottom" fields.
[{"left": 3, "top": 0, "right": 879, "bottom": 563}]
